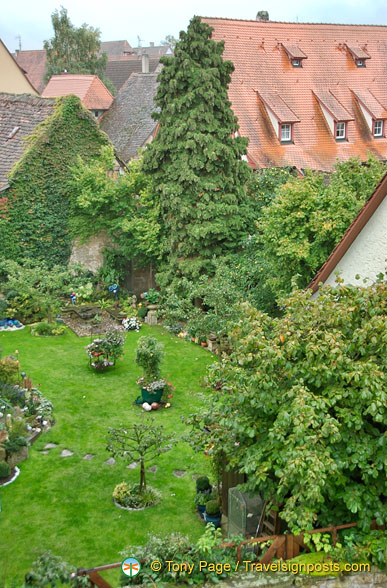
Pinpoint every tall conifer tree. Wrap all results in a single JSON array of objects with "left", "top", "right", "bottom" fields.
[{"left": 143, "top": 16, "right": 252, "bottom": 292}]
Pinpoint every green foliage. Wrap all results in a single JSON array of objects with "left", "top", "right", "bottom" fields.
[
  {"left": 196, "top": 475, "right": 211, "bottom": 492},
  {"left": 23, "top": 551, "right": 89, "bottom": 587},
  {"left": 145, "top": 288, "right": 160, "bottom": 304},
  {"left": 189, "top": 282, "right": 387, "bottom": 533},
  {"left": 70, "top": 147, "right": 160, "bottom": 271},
  {"left": 0, "top": 356, "right": 20, "bottom": 384},
  {"left": 31, "top": 322, "right": 66, "bottom": 336},
  {"left": 112, "top": 482, "right": 160, "bottom": 509},
  {"left": 339, "top": 529, "right": 387, "bottom": 571},
  {"left": 0, "top": 259, "right": 92, "bottom": 322},
  {"left": 0, "top": 460, "right": 11, "bottom": 479},
  {"left": 205, "top": 499, "right": 220, "bottom": 516},
  {"left": 106, "top": 416, "right": 174, "bottom": 492},
  {"left": 43, "top": 7, "right": 114, "bottom": 93},
  {"left": 257, "top": 156, "right": 387, "bottom": 300},
  {"left": 143, "top": 16, "right": 253, "bottom": 290},
  {"left": 135, "top": 336, "right": 164, "bottom": 382},
  {"left": 0, "top": 95, "right": 109, "bottom": 267}
]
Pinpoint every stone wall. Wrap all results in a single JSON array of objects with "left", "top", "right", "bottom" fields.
[{"left": 69, "top": 231, "right": 112, "bottom": 274}]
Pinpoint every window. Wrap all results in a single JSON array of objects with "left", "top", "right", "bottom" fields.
[
  {"left": 335, "top": 122, "right": 346, "bottom": 140},
  {"left": 281, "top": 124, "right": 292, "bottom": 142},
  {"left": 292, "top": 58, "right": 301, "bottom": 68},
  {"left": 374, "top": 120, "right": 383, "bottom": 137},
  {"left": 356, "top": 59, "right": 365, "bottom": 68}
]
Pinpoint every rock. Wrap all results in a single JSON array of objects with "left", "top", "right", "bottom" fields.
[
  {"left": 83, "top": 454, "right": 95, "bottom": 460},
  {"left": 60, "top": 449, "right": 74, "bottom": 458},
  {"left": 173, "top": 469, "right": 186, "bottom": 478},
  {"left": 147, "top": 465, "right": 158, "bottom": 473},
  {"left": 142, "top": 402, "right": 152, "bottom": 412},
  {"left": 44, "top": 443, "right": 58, "bottom": 449},
  {"left": 104, "top": 457, "right": 115, "bottom": 465},
  {"left": 126, "top": 462, "right": 138, "bottom": 469},
  {"left": 40, "top": 451, "right": 49, "bottom": 455}
]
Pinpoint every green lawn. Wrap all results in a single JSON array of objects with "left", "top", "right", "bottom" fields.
[{"left": 0, "top": 325, "right": 214, "bottom": 586}]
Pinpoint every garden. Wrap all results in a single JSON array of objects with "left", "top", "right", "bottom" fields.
[{"left": 0, "top": 323, "right": 215, "bottom": 586}]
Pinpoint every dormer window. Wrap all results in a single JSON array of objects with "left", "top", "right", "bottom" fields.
[
  {"left": 257, "top": 91, "right": 300, "bottom": 144},
  {"left": 281, "top": 43, "right": 307, "bottom": 67},
  {"left": 345, "top": 44, "right": 370, "bottom": 67},
  {"left": 351, "top": 89, "right": 387, "bottom": 140},
  {"left": 281, "top": 124, "right": 292, "bottom": 142},
  {"left": 335, "top": 122, "right": 347, "bottom": 140},
  {"left": 374, "top": 120, "right": 384, "bottom": 137}
]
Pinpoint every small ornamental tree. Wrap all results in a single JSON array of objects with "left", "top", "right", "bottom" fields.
[
  {"left": 187, "top": 281, "right": 387, "bottom": 533},
  {"left": 142, "top": 16, "right": 252, "bottom": 292},
  {"left": 106, "top": 418, "right": 173, "bottom": 492}
]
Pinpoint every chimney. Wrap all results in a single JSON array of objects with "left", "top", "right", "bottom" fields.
[
  {"left": 256, "top": 10, "right": 269, "bottom": 21},
  {"left": 150, "top": 42, "right": 154, "bottom": 47},
  {"left": 142, "top": 53, "right": 149, "bottom": 73}
]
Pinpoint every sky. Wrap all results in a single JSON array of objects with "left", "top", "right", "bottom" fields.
[{"left": 1, "top": 0, "right": 386, "bottom": 53}]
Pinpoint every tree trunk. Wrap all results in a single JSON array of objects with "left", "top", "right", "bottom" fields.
[{"left": 140, "top": 459, "right": 146, "bottom": 493}]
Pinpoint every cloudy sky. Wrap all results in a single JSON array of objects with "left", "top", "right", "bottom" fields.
[{"left": 1, "top": 0, "right": 386, "bottom": 53}]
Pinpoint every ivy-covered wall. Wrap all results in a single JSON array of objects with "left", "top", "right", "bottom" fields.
[{"left": 0, "top": 95, "right": 109, "bottom": 267}]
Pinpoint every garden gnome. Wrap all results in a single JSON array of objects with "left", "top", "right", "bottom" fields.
[{"left": 70, "top": 292, "right": 77, "bottom": 305}]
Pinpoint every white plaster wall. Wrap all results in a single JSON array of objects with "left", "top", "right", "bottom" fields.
[
  {"left": 359, "top": 103, "right": 373, "bottom": 133},
  {"left": 320, "top": 103, "right": 335, "bottom": 135},
  {"left": 324, "top": 196, "right": 387, "bottom": 287},
  {"left": 266, "top": 107, "right": 280, "bottom": 137}
]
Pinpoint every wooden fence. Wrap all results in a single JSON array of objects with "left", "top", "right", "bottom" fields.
[{"left": 76, "top": 521, "right": 383, "bottom": 588}]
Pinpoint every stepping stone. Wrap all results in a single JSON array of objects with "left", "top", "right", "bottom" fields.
[
  {"left": 126, "top": 462, "right": 138, "bottom": 469},
  {"left": 83, "top": 454, "right": 95, "bottom": 460},
  {"left": 60, "top": 449, "right": 74, "bottom": 458},
  {"left": 104, "top": 457, "right": 115, "bottom": 465},
  {"left": 147, "top": 465, "right": 158, "bottom": 473},
  {"left": 40, "top": 451, "right": 49, "bottom": 455},
  {"left": 44, "top": 443, "right": 58, "bottom": 449},
  {"left": 173, "top": 469, "right": 186, "bottom": 478}
]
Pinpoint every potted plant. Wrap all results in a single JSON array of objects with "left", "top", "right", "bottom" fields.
[
  {"left": 194, "top": 491, "right": 212, "bottom": 519},
  {"left": 144, "top": 289, "right": 161, "bottom": 310},
  {"left": 196, "top": 475, "right": 212, "bottom": 494},
  {"left": 204, "top": 499, "right": 222, "bottom": 528},
  {"left": 135, "top": 336, "right": 166, "bottom": 404},
  {"left": 85, "top": 327, "right": 125, "bottom": 370}
]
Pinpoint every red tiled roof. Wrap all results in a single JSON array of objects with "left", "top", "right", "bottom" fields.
[
  {"left": 257, "top": 91, "right": 300, "bottom": 123},
  {"left": 281, "top": 43, "right": 307, "bottom": 60},
  {"left": 345, "top": 44, "right": 370, "bottom": 60},
  {"left": 313, "top": 90, "right": 354, "bottom": 121},
  {"left": 15, "top": 50, "right": 47, "bottom": 93},
  {"left": 201, "top": 18, "right": 387, "bottom": 171},
  {"left": 42, "top": 74, "right": 113, "bottom": 110},
  {"left": 351, "top": 89, "right": 387, "bottom": 119}
]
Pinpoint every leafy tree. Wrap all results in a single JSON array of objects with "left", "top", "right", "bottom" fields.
[
  {"left": 106, "top": 417, "right": 173, "bottom": 492},
  {"left": 23, "top": 551, "right": 89, "bottom": 587},
  {"left": 142, "top": 16, "right": 253, "bottom": 293},
  {"left": 44, "top": 7, "right": 115, "bottom": 94},
  {"left": 257, "top": 156, "right": 387, "bottom": 300},
  {"left": 187, "top": 282, "right": 387, "bottom": 533},
  {"left": 160, "top": 34, "right": 177, "bottom": 49},
  {"left": 70, "top": 145, "right": 161, "bottom": 269}
]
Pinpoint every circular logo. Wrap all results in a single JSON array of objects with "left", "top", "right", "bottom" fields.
[{"left": 121, "top": 557, "right": 141, "bottom": 577}]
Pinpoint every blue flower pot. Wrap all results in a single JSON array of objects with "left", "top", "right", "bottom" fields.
[
  {"left": 204, "top": 512, "right": 222, "bottom": 528},
  {"left": 197, "top": 504, "right": 206, "bottom": 518}
]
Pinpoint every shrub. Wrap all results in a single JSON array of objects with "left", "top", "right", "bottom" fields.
[
  {"left": 137, "top": 305, "right": 148, "bottom": 319},
  {"left": 135, "top": 336, "right": 164, "bottom": 383},
  {"left": 145, "top": 288, "right": 160, "bottom": 304},
  {"left": 0, "top": 382, "right": 25, "bottom": 406},
  {"left": 205, "top": 499, "right": 220, "bottom": 516},
  {"left": 194, "top": 492, "right": 213, "bottom": 507},
  {"left": 0, "top": 298, "right": 8, "bottom": 316},
  {"left": 31, "top": 322, "right": 66, "bottom": 336},
  {"left": 5, "top": 433, "right": 28, "bottom": 455},
  {"left": 0, "top": 357, "right": 20, "bottom": 384},
  {"left": 0, "top": 461, "right": 11, "bottom": 479},
  {"left": 196, "top": 476, "right": 211, "bottom": 492},
  {"left": 112, "top": 482, "right": 160, "bottom": 509}
]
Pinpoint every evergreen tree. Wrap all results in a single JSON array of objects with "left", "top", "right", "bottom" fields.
[{"left": 142, "top": 16, "right": 252, "bottom": 293}]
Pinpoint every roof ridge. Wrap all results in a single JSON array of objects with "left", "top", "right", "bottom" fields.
[{"left": 200, "top": 16, "right": 387, "bottom": 27}]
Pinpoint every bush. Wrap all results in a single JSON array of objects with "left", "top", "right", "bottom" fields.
[
  {"left": 137, "top": 305, "right": 148, "bottom": 319},
  {"left": 0, "top": 298, "right": 8, "bottom": 316},
  {"left": 0, "top": 461, "right": 11, "bottom": 479},
  {"left": 31, "top": 322, "right": 66, "bottom": 336},
  {"left": 5, "top": 433, "right": 28, "bottom": 455},
  {"left": 145, "top": 288, "right": 160, "bottom": 304},
  {"left": 205, "top": 499, "right": 220, "bottom": 516},
  {"left": 0, "top": 382, "right": 25, "bottom": 406},
  {"left": 112, "top": 482, "right": 160, "bottom": 509},
  {"left": 196, "top": 476, "right": 211, "bottom": 492},
  {"left": 0, "top": 357, "right": 20, "bottom": 384},
  {"left": 135, "top": 336, "right": 164, "bottom": 382}
]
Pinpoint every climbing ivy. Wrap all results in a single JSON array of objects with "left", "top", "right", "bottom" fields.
[{"left": 0, "top": 95, "right": 109, "bottom": 267}]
